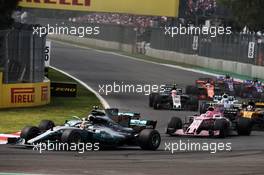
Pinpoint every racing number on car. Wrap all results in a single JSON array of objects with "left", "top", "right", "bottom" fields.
[{"left": 45, "top": 41, "right": 51, "bottom": 67}]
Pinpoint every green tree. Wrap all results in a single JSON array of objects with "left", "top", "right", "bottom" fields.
[
  {"left": 0, "top": 0, "right": 19, "bottom": 29},
  {"left": 218, "top": 0, "right": 264, "bottom": 31}
]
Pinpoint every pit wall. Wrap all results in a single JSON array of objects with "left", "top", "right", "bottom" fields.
[
  {"left": 48, "top": 34, "right": 264, "bottom": 79},
  {"left": 0, "top": 72, "right": 50, "bottom": 108}
]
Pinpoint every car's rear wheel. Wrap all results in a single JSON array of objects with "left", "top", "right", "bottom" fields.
[
  {"left": 214, "top": 119, "right": 229, "bottom": 138},
  {"left": 166, "top": 117, "right": 182, "bottom": 135},
  {"left": 149, "top": 93, "right": 158, "bottom": 107},
  {"left": 138, "top": 129, "right": 161, "bottom": 150},
  {"left": 199, "top": 102, "right": 209, "bottom": 114},
  {"left": 237, "top": 117, "right": 252, "bottom": 136},
  {"left": 39, "top": 120, "right": 55, "bottom": 131},
  {"left": 20, "top": 126, "right": 40, "bottom": 143},
  {"left": 153, "top": 95, "right": 162, "bottom": 110},
  {"left": 61, "top": 129, "right": 82, "bottom": 144}
]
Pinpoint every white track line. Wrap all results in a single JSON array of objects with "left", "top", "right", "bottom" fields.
[{"left": 50, "top": 66, "right": 110, "bottom": 108}]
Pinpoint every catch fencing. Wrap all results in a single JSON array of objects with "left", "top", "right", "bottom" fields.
[
  {"left": 150, "top": 28, "right": 264, "bottom": 66},
  {"left": 36, "top": 18, "right": 136, "bottom": 45},
  {"left": 0, "top": 27, "right": 46, "bottom": 84},
  {"left": 34, "top": 18, "right": 264, "bottom": 66}
]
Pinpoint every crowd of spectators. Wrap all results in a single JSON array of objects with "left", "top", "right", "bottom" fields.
[
  {"left": 71, "top": 0, "right": 218, "bottom": 28},
  {"left": 72, "top": 13, "right": 169, "bottom": 28},
  {"left": 186, "top": 0, "right": 217, "bottom": 17}
]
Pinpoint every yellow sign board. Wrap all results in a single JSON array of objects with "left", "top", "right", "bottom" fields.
[
  {"left": 19, "top": 0, "right": 179, "bottom": 17},
  {"left": 0, "top": 73, "right": 50, "bottom": 108}
]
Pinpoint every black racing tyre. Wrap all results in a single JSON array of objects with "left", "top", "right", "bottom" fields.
[
  {"left": 199, "top": 102, "right": 209, "bottom": 114},
  {"left": 61, "top": 130, "right": 82, "bottom": 144},
  {"left": 39, "top": 120, "right": 55, "bottom": 131},
  {"left": 213, "top": 119, "right": 229, "bottom": 138},
  {"left": 153, "top": 95, "right": 162, "bottom": 110},
  {"left": 186, "top": 85, "right": 199, "bottom": 95},
  {"left": 237, "top": 117, "right": 252, "bottom": 136},
  {"left": 149, "top": 93, "right": 158, "bottom": 107},
  {"left": 166, "top": 117, "right": 182, "bottom": 135},
  {"left": 20, "top": 126, "right": 40, "bottom": 143},
  {"left": 138, "top": 129, "right": 161, "bottom": 150}
]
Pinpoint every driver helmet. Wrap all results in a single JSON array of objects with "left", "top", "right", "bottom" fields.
[
  {"left": 225, "top": 74, "right": 231, "bottom": 79},
  {"left": 205, "top": 82, "right": 211, "bottom": 88},
  {"left": 246, "top": 105, "right": 253, "bottom": 111},
  {"left": 171, "top": 89, "right": 177, "bottom": 96},
  {"left": 87, "top": 114, "right": 95, "bottom": 122},
  {"left": 248, "top": 100, "right": 255, "bottom": 108},
  {"left": 207, "top": 104, "right": 214, "bottom": 111},
  {"left": 222, "top": 94, "right": 228, "bottom": 99},
  {"left": 228, "top": 96, "right": 234, "bottom": 101}
]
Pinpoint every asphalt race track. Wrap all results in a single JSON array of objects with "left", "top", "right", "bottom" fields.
[{"left": 0, "top": 41, "right": 264, "bottom": 175}]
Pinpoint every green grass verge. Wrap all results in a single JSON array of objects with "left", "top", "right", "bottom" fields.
[{"left": 0, "top": 68, "right": 101, "bottom": 133}]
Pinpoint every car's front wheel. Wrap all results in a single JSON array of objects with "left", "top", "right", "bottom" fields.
[
  {"left": 138, "top": 129, "right": 161, "bottom": 150},
  {"left": 20, "top": 126, "right": 40, "bottom": 143},
  {"left": 61, "top": 129, "right": 83, "bottom": 144},
  {"left": 166, "top": 117, "right": 182, "bottom": 135},
  {"left": 153, "top": 95, "right": 162, "bottom": 110},
  {"left": 237, "top": 117, "right": 252, "bottom": 136},
  {"left": 39, "top": 120, "right": 55, "bottom": 131},
  {"left": 214, "top": 119, "right": 229, "bottom": 138},
  {"left": 149, "top": 93, "right": 158, "bottom": 107}
]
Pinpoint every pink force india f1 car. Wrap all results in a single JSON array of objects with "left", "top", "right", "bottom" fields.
[{"left": 166, "top": 105, "right": 252, "bottom": 138}]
